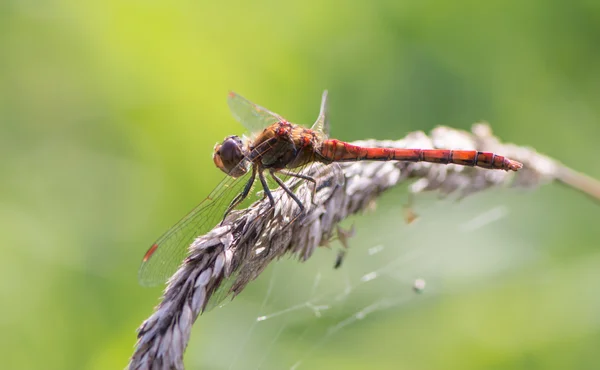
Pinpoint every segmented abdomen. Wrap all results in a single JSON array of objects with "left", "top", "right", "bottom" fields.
[{"left": 319, "top": 139, "right": 522, "bottom": 171}]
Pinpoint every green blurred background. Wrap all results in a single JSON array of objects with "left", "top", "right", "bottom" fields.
[{"left": 2, "top": 0, "right": 600, "bottom": 369}]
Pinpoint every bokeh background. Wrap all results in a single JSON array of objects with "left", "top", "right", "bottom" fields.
[{"left": 2, "top": 1, "right": 600, "bottom": 369}]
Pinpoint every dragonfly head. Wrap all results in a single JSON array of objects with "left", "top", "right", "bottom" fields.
[{"left": 213, "top": 135, "right": 249, "bottom": 177}]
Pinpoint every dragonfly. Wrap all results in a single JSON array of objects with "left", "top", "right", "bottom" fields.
[{"left": 139, "top": 91, "right": 523, "bottom": 288}]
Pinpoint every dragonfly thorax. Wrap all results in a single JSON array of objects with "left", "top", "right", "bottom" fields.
[{"left": 213, "top": 135, "right": 250, "bottom": 177}]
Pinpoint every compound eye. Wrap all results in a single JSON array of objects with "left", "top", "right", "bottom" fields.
[
  {"left": 219, "top": 138, "right": 242, "bottom": 164},
  {"left": 213, "top": 136, "right": 247, "bottom": 177}
]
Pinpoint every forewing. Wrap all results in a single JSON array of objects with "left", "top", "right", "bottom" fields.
[
  {"left": 138, "top": 172, "right": 253, "bottom": 287},
  {"left": 310, "top": 90, "right": 330, "bottom": 137},
  {"left": 227, "top": 91, "right": 284, "bottom": 133}
]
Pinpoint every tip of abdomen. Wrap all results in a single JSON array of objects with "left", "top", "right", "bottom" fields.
[{"left": 506, "top": 159, "right": 523, "bottom": 171}]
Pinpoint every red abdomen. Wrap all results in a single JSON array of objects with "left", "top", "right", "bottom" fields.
[{"left": 319, "top": 140, "right": 522, "bottom": 171}]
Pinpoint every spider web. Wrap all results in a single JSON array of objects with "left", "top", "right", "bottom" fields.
[{"left": 185, "top": 189, "right": 537, "bottom": 369}]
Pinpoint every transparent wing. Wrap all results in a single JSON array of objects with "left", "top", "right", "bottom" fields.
[
  {"left": 311, "top": 90, "right": 330, "bottom": 137},
  {"left": 203, "top": 271, "right": 239, "bottom": 311},
  {"left": 227, "top": 91, "right": 285, "bottom": 133},
  {"left": 138, "top": 171, "right": 254, "bottom": 287}
]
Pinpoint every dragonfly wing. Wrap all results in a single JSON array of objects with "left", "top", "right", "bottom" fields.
[
  {"left": 202, "top": 271, "right": 239, "bottom": 311},
  {"left": 138, "top": 171, "right": 254, "bottom": 287},
  {"left": 310, "top": 90, "right": 330, "bottom": 137},
  {"left": 227, "top": 91, "right": 284, "bottom": 133}
]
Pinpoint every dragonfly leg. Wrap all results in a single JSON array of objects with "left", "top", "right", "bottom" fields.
[
  {"left": 277, "top": 169, "right": 317, "bottom": 204},
  {"left": 269, "top": 169, "right": 305, "bottom": 212},
  {"left": 221, "top": 166, "right": 257, "bottom": 223},
  {"left": 258, "top": 168, "right": 276, "bottom": 208}
]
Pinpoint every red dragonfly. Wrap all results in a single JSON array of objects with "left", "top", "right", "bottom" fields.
[{"left": 139, "top": 91, "right": 523, "bottom": 287}]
